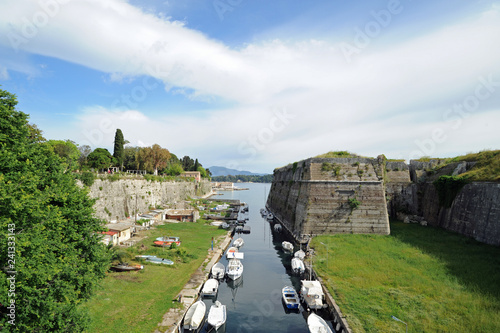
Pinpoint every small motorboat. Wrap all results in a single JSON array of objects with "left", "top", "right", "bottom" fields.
[
  {"left": 145, "top": 257, "right": 174, "bottom": 265},
  {"left": 274, "top": 224, "right": 282, "bottom": 232},
  {"left": 135, "top": 255, "right": 158, "bottom": 259},
  {"left": 266, "top": 213, "right": 274, "bottom": 221},
  {"left": 226, "top": 246, "right": 238, "bottom": 259},
  {"left": 211, "top": 262, "right": 225, "bottom": 279},
  {"left": 154, "top": 236, "right": 181, "bottom": 247},
  {"left": 282, "top": 286, "right": 300, "bottom": 310},
  {"left": 307, "top": 313, "right": 333, "bottom": 333},
  {"left": 226, "top": 259, "right": 243, "bottom": 280},
  {"left": 201, "top": 278, "right": 219, "bottom": 297},
  {"left": 111, "top": 263, "right": 143, "bottom": 272},
  {"left": 282, "top": 241, "right": 294, "bottom": 252},
  {"left": 183, "top": 300, "right": 206, "bottom": 332},
  {"left": 291, "top": 257, "right": 305, "bottom": 275},
  {"left": 207, "top": 300, "right": 227, "bottom": 331},
  {"left": 233, "top": 237, "right": 244, "bottom": 249},
  {"left": 210, "top": 221, "right": 224, "bottom": 227},
  {"left": 294, "top": 250, "right": 306, "bottom": 260},
  {"left": 220, "top": 222, "right": 230, "bottom": 229},
  {"left": 300, "top": 280, "right": 326, "bottom": 310}
]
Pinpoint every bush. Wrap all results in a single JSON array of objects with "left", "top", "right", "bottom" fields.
[
  {"left": 348, "top": 197, "right": 361, "bottom": 210},
  {"left": 80, "top": 171, "right": 95, "bottom": 186}
]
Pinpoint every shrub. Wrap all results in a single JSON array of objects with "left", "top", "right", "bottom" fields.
[
  {"left": 79, "top": 171, "right": 95, "bottom": 186},
  {"left": 348, "top": 198, "right": 361, "bottom": 210}
]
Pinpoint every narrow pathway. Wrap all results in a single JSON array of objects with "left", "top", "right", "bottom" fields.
[{"left": 154, "top": 232, "right": 233, "bottom": 333}]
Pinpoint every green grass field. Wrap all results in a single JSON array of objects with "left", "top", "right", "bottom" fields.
[
  {"left": 82, "top": 222, "right": 227, "bottom": 333},
  {"left": 311, "top": 221, "right": 500, "bottom": 332}
]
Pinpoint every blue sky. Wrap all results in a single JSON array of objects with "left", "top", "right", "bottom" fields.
[{"left": 1, "top": 0, "right": 499, "bottom": 173}]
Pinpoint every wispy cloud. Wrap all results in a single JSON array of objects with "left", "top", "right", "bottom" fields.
[{"left": 0, "top": 1, "right": 499, "bottom": 172}]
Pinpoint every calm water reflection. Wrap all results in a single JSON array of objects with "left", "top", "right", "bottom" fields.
[{"left": 196, "top": 183, "right": 331, "bottom": 333}]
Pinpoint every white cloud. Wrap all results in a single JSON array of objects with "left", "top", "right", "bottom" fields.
[{"left": 1, "top": 1, "right": 499, "bottom": 172}]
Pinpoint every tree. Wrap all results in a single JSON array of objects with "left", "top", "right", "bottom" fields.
[
  {"left": 0, "top": 88, "right": 110, "bottom": 331},
  {"left": 123, "top": 146, "right": 141, "bottom": 170},
  {"left": 181, "top": 156, "right": 194, "bottom": 171},
  {"left": 140, "top": 144, "right": 171, "bottom": 175},
  {"left": 113, "top": 129, "right": 125, "bottom": 170},
  {"left": 46, "top": 139, "right": 81, "bottom": 171},
  {"left": 164, "top": 163, "right": 184, "bottom": 176},
  {"left": 78, "top": 144, "right": 92, "bottom": 170},
  {"left": 87, "top": 148, "right": 114, "bottom": 170},
  {"left": 193, "top": 158, "right": 200, "bottom": 172}
]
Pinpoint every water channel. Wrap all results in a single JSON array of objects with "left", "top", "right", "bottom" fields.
[{"left": 196, "top": 182, "right": 335, "bottom": 333}]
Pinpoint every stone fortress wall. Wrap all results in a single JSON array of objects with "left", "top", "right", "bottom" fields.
[{"left": 268, "top": 157, "right": 500, "bottom": 246}]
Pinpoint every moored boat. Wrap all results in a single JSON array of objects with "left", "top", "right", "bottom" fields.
[
  {"left": 145, "top": 257, "right": 174, "bottom": 265},
  {"left": 211, "top": 262, "right": 225, "bottom": 279},
  {"left": 232, "top": 237, "right": 244, "bottom": 249},
  {"left": 282, "top": 241, "right": 294, "bottom": 252},
  {"left": 226, "top": 246, "right": 238, "bottom": 259},
  {"left": 183, "top": 300, "right": 206, "bottom": 332},
  {"left": 274, "top": 224, "right": 282, "bottom": 232},
  {"left": 282, "top": 286, "right": 300, "bottom": 310},
  {"left": 154, "top": 236, "right": 181, "bottom": 247},
  {"left": 294, "top": 249, "right": 306, "bottom": 260},
  {"left": 291, "top": 257, "right": 305, "bottom": 275},
  {"left": 226, "top": 259, "right": 243, "bottom": 280},
  {"left": 307, "top": 313, "right": 333, "bottom": 333},
  {"left": 111, "top": 263, "right": 143, "bottom": 272},
  {"left": 201, "top": 278, "right": 219, "bottom": 297},
  {"left": 207, "top": 300, "right": 227, "bottom": 331},
  {"left": 266, "top": 212, "right": 274, "bottom": 220},
  {"left": 300, "top": 280, "right": 326, "bottom": 310}
]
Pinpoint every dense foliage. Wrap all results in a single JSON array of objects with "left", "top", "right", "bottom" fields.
[
  {"left": 0, "top": 88, "right": 110, "bottom": 331},
  {"left": 433, "top": 175, "right": 469, "bottom": 207},
  {"left": 112, "top": 129, "right": 125, "bottom": 169},
  {"left": 212, "top": 174, "right": 273, "bottom": 183},
  {"left": 87, "top": 148, "right": 114, "bottom": 170}
]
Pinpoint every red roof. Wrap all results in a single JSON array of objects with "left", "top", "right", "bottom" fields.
[{"left": 102, "top": 231, "right": 118, "bottom": 236}]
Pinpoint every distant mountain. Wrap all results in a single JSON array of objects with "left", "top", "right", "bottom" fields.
[{"left": 208, "top": 166, "right": 265, "bottom": 177}]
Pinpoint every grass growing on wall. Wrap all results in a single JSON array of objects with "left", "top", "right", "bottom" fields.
[
  {"left": 311, "top": 221, "right": 500, "bottom": 332},
  {"left": 83, "top": 222, "right": 227, "bottom": 333}
]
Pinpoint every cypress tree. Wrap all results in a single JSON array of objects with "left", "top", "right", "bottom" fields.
[{"left": 113, "top": 129, "right": 124, "bottom": 169}]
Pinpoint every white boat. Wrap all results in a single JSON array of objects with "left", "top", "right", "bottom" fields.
[
  {"left": 307, "top": 313, "right": 333, "bottom": 333},
  {"left": 211, "top": 262, "right": 225, "bottom": 279},
  {"left": 294, "top": 250, "right": 306, "bottom": 260},
  {"left": 233, "top": 237, "right": 244, "bottom": 249},
  {"left": 201, "top": 278, "right": 219, "bottom": 297},
  {"left": 273, "top": 224, "right": 282, "bottom": 232},
  {"left": 282, "top": 241, "right": 294, "bottom": 252},
  {"left": 210, "top": 221, "right": 224, "bottom": 227},
  {"left": 226, "top": 246, "right": 238, "bottom": 259},
  {"left": 300, "top": 280, "right": 326, "bottom": 310},
  {"left": 266, "top": 212, "right": 274, "bottom": 220},
  {"left": 221, "top": 222, "right": 230, "bottom": 229},
  {"left": 207, "top": 300, "right": 227, "bottom": 331},
  {"left": 282, "top": 286, "right": 300, "bottom": 310},
  {"left": 183, "top": 300, "right": 206, "bottom": 332},
  {"left": 291, "top": 257, "right": 305, "bottom": 275},
  {"left": 226, "top": 259, "right": 243, "bottom": 280}
]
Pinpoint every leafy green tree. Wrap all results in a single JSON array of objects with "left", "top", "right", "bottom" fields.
[
  {"left": 164, "top": 162, "right": 184, "bottom": 176},
  {"left": 140, "top": 144, "right": 171, "bottom": 175},
  {"left": 193, "top": 158, "right": 200, "bottom": 172},
  {"left": 0, "top": 88, "right": 110, "bottom": 331},
  {"left": 112, "top": 129, "right": 125, "bottom": 169},
  {"left": 46, "top": 139, "right": 81, "bottom": 170},
  {"left": 197, "top": 166, "right": 208, "bottom": 178},
  {"left": 181, "top": 156, "right": 194, "bottom": 171},
  {"left": 87, "top": 148, "right": 114, "bottom": 170},
  {"left": 123, "top": 146, "right": 141, "bottom": 170}
]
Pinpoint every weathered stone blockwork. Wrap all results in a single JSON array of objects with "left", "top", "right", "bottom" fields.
[
  {"left": 81, "top": 179, "right": 211, "bottom": 221},
  {"left": 267, "top": 158, "right": 390, "bottom": 239}
]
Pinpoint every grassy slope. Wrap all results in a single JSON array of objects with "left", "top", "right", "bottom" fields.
[
  {"left": 83, "top": 222, "right": 227, "bottom": 333},
  {"left": 311, "top": 221, "right": 500, "bottom": 332},
  {"left": 416, "top": 150, "right": 500, "bottom": 181}
]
